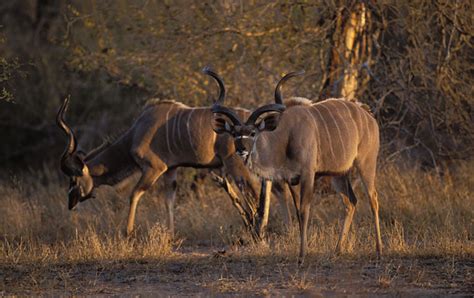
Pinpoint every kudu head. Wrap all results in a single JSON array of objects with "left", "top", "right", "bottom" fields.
[
  {"left": 56, "top": 97, "right": 94, "bottom": 210},
  {"left": 211, "top": 71, "right": 304, "bottom": 162}
]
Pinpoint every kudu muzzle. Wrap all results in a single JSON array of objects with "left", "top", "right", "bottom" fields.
[
  {"left": 234, "top": 135, "right": 256, "bottom": 166},
  {"left": 68, "top": 181, "right": 94, "bottom": 210}
]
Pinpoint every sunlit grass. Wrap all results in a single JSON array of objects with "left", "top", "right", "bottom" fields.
[{"left": 0, "top": 161, "right": 472, "bottom": 264}]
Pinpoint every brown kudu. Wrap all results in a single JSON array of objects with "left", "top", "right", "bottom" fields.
[
  {"left": 57, "top": 68, "right": 271, "bottom": 237},
  {"left": 211, "top": 71, "right": 382, "bottom": 262}
]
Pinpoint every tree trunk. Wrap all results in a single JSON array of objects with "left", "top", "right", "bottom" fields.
[{"left": 323, "top": 1, "right": 378, "bottom": 100}]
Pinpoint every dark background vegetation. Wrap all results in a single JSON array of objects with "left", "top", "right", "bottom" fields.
[
  {"left": 1, "top": 2, "right": 473, "bottom": 295},
  {"left": 0, "top": 0, "right": 472, "bottom": 171}
]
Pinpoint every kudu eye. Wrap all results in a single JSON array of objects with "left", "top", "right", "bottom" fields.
[{"left": 233, "top": 131, "right": 243, "bottom": 139}]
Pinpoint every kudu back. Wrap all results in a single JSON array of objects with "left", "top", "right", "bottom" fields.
[{"left": 211, "top": 71, "right": 382, "bottom": 262}]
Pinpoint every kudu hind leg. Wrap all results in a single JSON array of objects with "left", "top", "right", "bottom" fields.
[
  {"left": 162, "top": 169, "right": 178, "bottom": 237},
  {"left": 333, "top": 176, "right": 358, "bottom": 254},
  {"left": 278, "top": 182, "right": 293, "bottom": 229},
  {"left": 369, "top": 190, "right": 382, "bottom": 257},
  {"left": 288, "top": 184, "right": 300, "bottom": 223},
  {"left": 356, "top": 161, "right": 382, "bottom": 257}
]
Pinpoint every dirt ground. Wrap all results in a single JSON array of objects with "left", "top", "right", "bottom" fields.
[
  {"left": 1, "top": 163, "right": 472, "bottom": 296},
  {"left": 1, "top": 246, "right": 472, "bottom": 296}
]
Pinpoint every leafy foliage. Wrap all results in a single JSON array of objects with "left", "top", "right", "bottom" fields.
[{"left": 0, "top": 0, "right": 472, "bottom": 169}]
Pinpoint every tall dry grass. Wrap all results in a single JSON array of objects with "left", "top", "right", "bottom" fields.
[
  {"left": 0, "top": 160, "right": 472, "bottom": 265},
  {"left": 258, "top": 161, "right": 473, "bottom": 261}
]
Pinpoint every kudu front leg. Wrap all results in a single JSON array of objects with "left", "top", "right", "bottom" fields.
[
  {"left": 127, "top": 165, "right": 166, "bottom": 236},
  {"left": 127, "top": 189, "right": 145, "bottom": 236},
  {"left": 297, "top": 174, "right": 315, "bottom": 264}
]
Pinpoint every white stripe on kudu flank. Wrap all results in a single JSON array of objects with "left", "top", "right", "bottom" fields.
[
  {"left": 312, "top": 105, "right": 336, "bottom": 161},
  {"left": 198, "top": 110, "right": 204, "bottom": 135},
  {"left": 320, "top": 104, "right": 346, "bottom": 159},
  {"left": 172, "top": 110, "right": 180, "bottom": 153},
  {"left": 334, "top": 100, "right": 353, "bottom": 134},
  {"left": 331, "top": 101, "right": 351, "bottom": 148},
  {"left": 329, "top": 100, "right": 352, "bottom": 143},
  {"left": 186, "top": 109, "right": 197, "bottom": 157},
  {"left": 165, "top": 106, "right": 174, "bottom": 155},
  {"left": 176, "top": 109, "right": 184, "bottom": 149},
  {"left": 362, "top": 109, "right": 371, "bottom": 146},
  {"left": 303, "top": 107, "right": 321, "bottom": 163},
  {"left": 338, "top": 100, "right": 358, "bottom": 135}
]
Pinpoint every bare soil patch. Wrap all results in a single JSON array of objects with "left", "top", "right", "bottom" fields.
[{"left": 2, "top": 247, "right": 472, "bottom": 296}]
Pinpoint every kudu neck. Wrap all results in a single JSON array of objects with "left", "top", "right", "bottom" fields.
[
  {"left": 249, "top": 128, "right": 288, "bottom": 180},
  {"left": 84, "top": 131, "right": 137, "bottom": 186}
]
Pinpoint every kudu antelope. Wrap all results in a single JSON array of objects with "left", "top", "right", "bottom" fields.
[
  {"left": 57, "top": 68, "right": 265, "bottom": 236},
  {"left": 212, "top": 71, "right": 382, "bottom": 261}
]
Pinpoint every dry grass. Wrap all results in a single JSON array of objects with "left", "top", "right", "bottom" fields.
[
  {"left": 251, "top": 160, "right": 473, "bottom": 260},
  {"left": 0, "top": 161, "right": 473, "bottom": 295}
]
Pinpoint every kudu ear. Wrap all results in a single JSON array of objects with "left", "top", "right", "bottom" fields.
[
  {"left": 212, "top": 113, "right": 234, "bottom": 134},
  {"left": 255, "top": 112, "right": 282, "bottom": 132}
]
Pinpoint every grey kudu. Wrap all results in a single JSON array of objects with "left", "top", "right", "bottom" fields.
[
  {"left": 211, "top": 71, "right": 382, "bottom": 262},
  {"left": 56, "top": 68, "right": 275, "bottom": 238}
]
